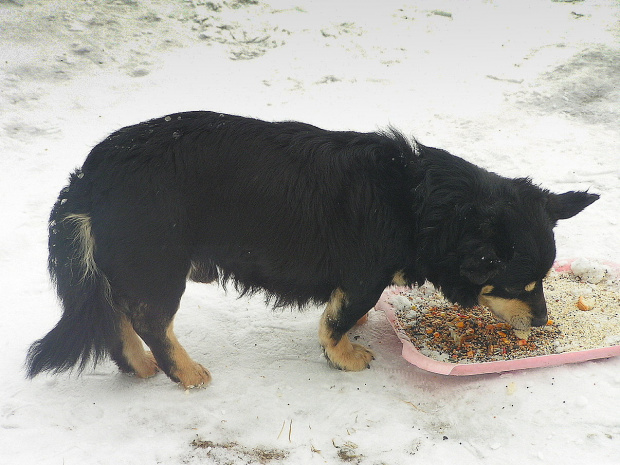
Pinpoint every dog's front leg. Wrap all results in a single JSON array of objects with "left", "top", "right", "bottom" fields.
[{"left": 319, "top": 288, "right": 378, "bottom": 371}]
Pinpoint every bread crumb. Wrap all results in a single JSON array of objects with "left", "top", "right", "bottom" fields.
[{"left": 577, "top": 296, "right": 594, "bottom": 311}]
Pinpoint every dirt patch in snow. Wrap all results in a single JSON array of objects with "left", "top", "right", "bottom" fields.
[
  {"left": 515, "top": 45, "right": 620, "bottom": 126},
  {"left": 190, "top": 438, "right": 289, "bottom": 464}
]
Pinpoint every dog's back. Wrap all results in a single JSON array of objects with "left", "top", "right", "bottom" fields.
[{"left": 80, "top": 111, "right": 418, "bottom": 306}]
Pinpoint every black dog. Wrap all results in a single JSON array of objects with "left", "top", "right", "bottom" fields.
[{"left": 26, "top": 111, "right": 598, "bottom": 387}]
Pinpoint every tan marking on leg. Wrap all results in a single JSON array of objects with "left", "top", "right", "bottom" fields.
[
  {"left": 120, "top": 315, "right": 159, "bottom": 378},
  {"left": 319, "top": 289, "right": 374, "bottom": 371},
  {"left": 391, "top": 270, "right": 407, "bottom": 287},
  {"left": 166, "top": 321, "right": 211, "bottom": 389}
]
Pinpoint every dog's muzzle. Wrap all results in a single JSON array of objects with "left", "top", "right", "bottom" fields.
[{"left": 478, "top": 283, "right": 549, "bottom": 330}]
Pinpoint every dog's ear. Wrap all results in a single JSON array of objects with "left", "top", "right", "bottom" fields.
[
  {"left": 460, "top": 245, "right": 505, "bottom": 285},
  {"left": 547, "top": 191, "right": 599, "bottom": 221}
]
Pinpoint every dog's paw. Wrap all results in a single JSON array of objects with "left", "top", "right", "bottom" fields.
[
  {"left": 325, "top": 338, "right": 375, "bottom": 371},
  {"left": 174, "top": 362, "right": 212, "bottom": 389},
  {"left": 133, "top": 351, "right": 160, "bottom": 379}
]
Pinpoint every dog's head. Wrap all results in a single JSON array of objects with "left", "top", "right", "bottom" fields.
[
  {"left": 415, "top": 147, "right": 599, "bottom": 329},
  {"left": 458, "top": 187, "right": 599, "bottom": 329}
]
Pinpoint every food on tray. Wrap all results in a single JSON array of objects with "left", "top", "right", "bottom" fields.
[
  {"left": 577, "top": 295, "right": 594, "bottom": 311},
  {"left": 392, "top": 266, "right": 620, "bottom": 364}
]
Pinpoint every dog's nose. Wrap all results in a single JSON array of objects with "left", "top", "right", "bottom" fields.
[{"left": 531, "top": 313, "right": 548, "bottom": 327}]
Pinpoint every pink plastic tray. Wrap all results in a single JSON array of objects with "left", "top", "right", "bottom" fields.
[{"left": 377, "top": 260, "right": 620, "bottom": 375}]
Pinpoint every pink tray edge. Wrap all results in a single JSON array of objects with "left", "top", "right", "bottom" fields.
[{"left": 378, "top": 260, "right": 620, "bottom": 376}]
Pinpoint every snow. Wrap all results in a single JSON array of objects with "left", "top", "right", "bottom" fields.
[{"left": 1, "top": 0, "right": 619, "bottom": 463}]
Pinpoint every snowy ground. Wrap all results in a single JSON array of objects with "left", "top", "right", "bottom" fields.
[{"left": 1, "top": 0, "right": 619, "bottom": 464}]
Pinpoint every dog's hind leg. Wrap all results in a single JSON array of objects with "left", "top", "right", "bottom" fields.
[
  {"left": 125, "top": 301, "right": 211, "bottom": 389},
  {"left": 319, "top": 288, "right": 378, "bottom": 371},
  {"left": 109, "top": 314, "right": 159, "bottom": 379}
]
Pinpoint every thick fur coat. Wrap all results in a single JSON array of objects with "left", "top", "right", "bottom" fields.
[{"left": 27, "top": 111, "right": 598, "bottom": 387}]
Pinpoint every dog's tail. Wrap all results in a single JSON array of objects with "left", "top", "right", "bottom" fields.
[{"left": 26, "top": 171, "right": 120, "bottom": 378}]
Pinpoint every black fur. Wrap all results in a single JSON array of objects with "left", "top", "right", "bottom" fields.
[{"left": 26, "top": 111, "right": 598, "bottom": 380}]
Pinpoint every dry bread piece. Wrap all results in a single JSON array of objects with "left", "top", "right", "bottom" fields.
[{"left": 577, "top": 296, "right": 594, "bottom": 311}]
